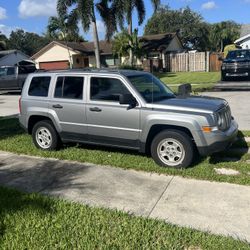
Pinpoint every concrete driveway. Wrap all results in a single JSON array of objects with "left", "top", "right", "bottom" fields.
[
  {"left": 204, "top": 91, "right": 250, "bottom": 130},
  {"left": 0, "top": 92, "right": 20, "bottom": 117}
]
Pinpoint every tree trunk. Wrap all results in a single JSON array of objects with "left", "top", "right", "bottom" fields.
[
  {"left": 220, "top": 39, "right": 223, "bottom": 52},
  {"left": 128, "top": 18, "right": 133, "bottom": 66},
  {"left": 92, "top": 20, "right": 101, "bottom": 68}
]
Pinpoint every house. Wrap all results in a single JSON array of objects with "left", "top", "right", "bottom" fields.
[
  {"left": 234, "top": 24, "right": 250, "bottom": 49},
  {"left": 31, "top": 33, "right": 183, "bottom": 70},
  {"left": 0, "top": 50, "right": 30, "bottom": 67},
  {"left": 31, "top": 40, "right": 118, "bottom": 70}
]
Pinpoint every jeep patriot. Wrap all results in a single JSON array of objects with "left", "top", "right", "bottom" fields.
[{"left": 19, "top": 69, "right": 238, "bottom": 168}]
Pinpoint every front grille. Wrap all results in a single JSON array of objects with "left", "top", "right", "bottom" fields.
[{"left": 224, "top": 62, "right": 250, "bottom": 69}]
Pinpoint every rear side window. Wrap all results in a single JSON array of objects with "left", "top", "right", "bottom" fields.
[
  {"left": 28, "top": 76, "right": 51, "bottom": 97},
  {"left": 90, "top": 77, "right": 129, "bottom": 102},
  {"left": 54, "top": 76, "right": 84, "bottom": 100}
]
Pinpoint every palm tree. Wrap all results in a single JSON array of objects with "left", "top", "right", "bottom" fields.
[
  {"left": 112, "top": 29, "right": 130, "bottom": 61},
  {"left": 108, "top": 0, "right": 160, "bottom": 65},
  {"left": 57, "top": 0, "right": 101, "bottom": 68},
  {"left": 113, "top": 29, "right": 144, "bottom": 66},
  {"left": 46, "top": 15, "right": 83, "bottom": 42},
  {"left": 210, "top": 21, "right": 240, "bottom": 52}
]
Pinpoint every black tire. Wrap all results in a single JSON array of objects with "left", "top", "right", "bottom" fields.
[
  {"left": 151, "top": 129, "right": 194, "bottom": 169},
  {"left": 32, "top": 120, "right": 60, "bottom": 150},
  {"left": 221, "top": 74, "right": 228, "bottom": 81}
]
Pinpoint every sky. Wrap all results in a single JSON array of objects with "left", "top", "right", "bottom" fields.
[{"left": 0, "top": 0, "right": 250, "bottom": 41}]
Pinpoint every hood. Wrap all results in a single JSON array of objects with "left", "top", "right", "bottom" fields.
[{"left": 153, "top": 95, "right": 227, "bottom": 112}]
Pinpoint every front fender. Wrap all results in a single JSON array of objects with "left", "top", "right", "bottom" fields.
[{"left": 141, "top": 113, "right": 207, "bottom": 147}]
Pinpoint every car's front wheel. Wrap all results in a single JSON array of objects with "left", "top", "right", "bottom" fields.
[
  {"left": 151, "top": 130, "right": 194, "bottom": 168},
  {"left": 32, "top": 120, "right": 60, "bottom": 150}
]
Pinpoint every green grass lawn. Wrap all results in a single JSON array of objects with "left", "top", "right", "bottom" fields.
[
  {"left": 157, "top": 72, "right": 221, "bottom": 92},
  {"left": 0, "top": 118, "right": 250, "bottom": 186},
  {"left": 0, "top": 186, "right": 249, "bottom": 249}
]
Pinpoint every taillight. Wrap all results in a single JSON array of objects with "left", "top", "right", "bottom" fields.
[{"left": 19, "top": 97, "right": 21, "bottom": 114}]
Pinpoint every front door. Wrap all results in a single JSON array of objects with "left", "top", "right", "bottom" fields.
[
  {"left": 49, "top": 75, "right": 87, "bottom": 140},
  {"left": 86, "top": 76, "right": 140, "bottom": 149}
]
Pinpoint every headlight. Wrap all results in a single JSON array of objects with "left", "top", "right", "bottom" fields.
[{"left": 214, "top": 107, "right": 231, "bottom": 131}]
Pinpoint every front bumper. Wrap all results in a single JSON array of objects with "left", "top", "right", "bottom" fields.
[
  {"left": 222, "top": 68, "right": 250, "bottom": 78},
  {"left": 197, "top": 120, "right": 238, "bottom": 156}
]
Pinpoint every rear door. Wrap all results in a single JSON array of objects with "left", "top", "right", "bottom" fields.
[{"left": 49, "top": 75, "right": 87, "bottom": 140}]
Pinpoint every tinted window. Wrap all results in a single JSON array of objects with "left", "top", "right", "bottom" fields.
[
  {"left": 28, "top": 76, "right": 51, "bottom": 97},
  {"left": 90, "top": 77, "right": 130, "bottom": 102},
  {"left": 7, "top": 67, "right": 15, "bottom": 75},
  {"left": 54, "top": 76, "right": 84, "bottom": 99}
]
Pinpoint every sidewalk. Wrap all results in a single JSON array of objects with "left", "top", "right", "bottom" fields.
[{"left": 0, "top": 150, "right": 250, "bottom": 242}]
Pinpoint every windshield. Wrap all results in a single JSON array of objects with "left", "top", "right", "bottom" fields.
[
  {"left": 127, "top": 73, "right": 175, "bottom": 103},
  {"left": 226, "top": 50, "right": 250, "bottom": 60}
]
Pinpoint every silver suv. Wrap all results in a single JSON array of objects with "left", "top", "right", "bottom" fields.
[{"left": 19, "top": 69, "right": 238, "bottom": 168}]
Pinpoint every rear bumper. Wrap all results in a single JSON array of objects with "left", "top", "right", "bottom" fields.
[{"left": 197, "top": 120, "right": 238, "bottom": 156}]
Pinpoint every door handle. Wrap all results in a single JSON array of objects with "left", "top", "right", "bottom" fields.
[
  {"left": 89, "top": 107, "right": 102, "bottom": 112},
  {"left": 53, "top": 104, "right": 63, "bottom": 109}
]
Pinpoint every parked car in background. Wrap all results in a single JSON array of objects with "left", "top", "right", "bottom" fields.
[
  {"left": 0, "top": 61, "right": 36, "bottom": 91},
  {"left": 19, "top": 69, "right": 238, "bottom": 169},
  {"left": 221, "top": 49, "right": 250, "bottom": 81}
]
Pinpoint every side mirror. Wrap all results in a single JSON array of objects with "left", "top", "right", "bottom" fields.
[
  {"left": 178, "top": 83, "right": 192, "bottom": 97},
  {"left": 218, "top": 56, "right": 224, "bottom": 61},
  {"left": 119, "top": 94, "right": 137, "bottom": 107}
]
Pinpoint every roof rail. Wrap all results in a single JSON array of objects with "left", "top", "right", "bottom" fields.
[{"left": 34, "top": 67, "right": 122, "bottom": 73}]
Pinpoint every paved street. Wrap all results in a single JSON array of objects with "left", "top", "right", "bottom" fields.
[{"left": 0, "top": 151, "right": 249, "bottom": 242}]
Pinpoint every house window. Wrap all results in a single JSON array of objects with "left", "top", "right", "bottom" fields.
[{"left": 101, "top": 55, "right": 118, "bottom": 66}]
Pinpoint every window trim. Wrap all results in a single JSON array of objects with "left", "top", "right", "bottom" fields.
[{"left": 53, "top": 75, "right": 85, "bottom": 100}]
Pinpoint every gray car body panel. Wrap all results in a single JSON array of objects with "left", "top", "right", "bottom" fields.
[{"left": 19, "top": 69, "right": 238, "bottom": 155}]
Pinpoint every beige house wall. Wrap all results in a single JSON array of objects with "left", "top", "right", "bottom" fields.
[
  {"left": 88, "top": 56, "right": 96, "bottom": 67},
  {"left": 34, "top": 44, "right": 79, "bottom": 69}
]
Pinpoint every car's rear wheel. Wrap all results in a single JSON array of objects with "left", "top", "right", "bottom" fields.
[
  {"left": 32, "top": 120, "right": 60, "bottom": 150},
  {"left": 151, "top": 130, "right": 194, "bottom": 168}
]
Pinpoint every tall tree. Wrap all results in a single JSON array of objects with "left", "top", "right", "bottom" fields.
[
  {"left": 0, "top": 32, "right": 8, "bottom": 50},
  {"left": 46, "top": 15, "right": 84, "bottom": 42},
  {"left": 209, "top": 21, "right": 240, "bottom": 52},
  {"left": 144, "top": 6, "right": 211, "bottom": 51},
  {"left": 119, "top": 0, "right": 160, "bottom": 64},
  {"left": 98, "top": 0, "right": 160, "bottom": 65},
  {"left": 8, "top": 29, "right": 50, "bottom": 56},
  {"left": 57, "top": 0, "right": 101, "bottom": 68}
]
